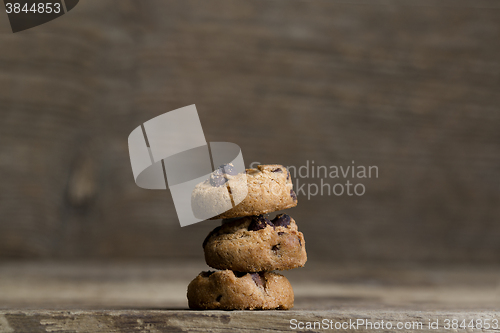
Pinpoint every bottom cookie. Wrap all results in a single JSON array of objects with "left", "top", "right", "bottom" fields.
[{"left": 187, "top": 270, "right": 294, "bottom": 310}]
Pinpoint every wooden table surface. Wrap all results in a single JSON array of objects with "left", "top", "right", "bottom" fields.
[{"left": 1, "top": 261, "right": 499, "bottom": 332}]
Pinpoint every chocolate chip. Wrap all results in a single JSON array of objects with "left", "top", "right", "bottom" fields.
[
  {"left": 201, "top": 271, "right": 215, "bottom": 277},
  {"left": 209, "top": 170, "right": 228, "bottom": 187},
  {"left": 210, "top": 163, "right": 239, "bottom": 186},
  {"left": 248, "top": 215, "right": 272, "bottom": 231},
  {"left": 271, "top": 168, "right": 282, "bottom": 173},
  {"left": 216, "top": 295, "right": 222, "bottom": 302},
  {"left": 272, "top": 244, "right": 280, "bottom": 253},
  {"left": 203, "top": 226, "right": 221, "bottom": 248},
  {"left": 272, "top": 214, "right": 291, "bottom": 227},
  {"left": 290, "top": 189, "right": 297, "bottom": 201},
  {"left": 250, "top": 272, "right": 264, "bottom": 287},
  {"left": 220, "top": 163, "right": 238, "bottom": 176},
  {"left": 278, "top": 232, "right": 285, "bottom": 236}
]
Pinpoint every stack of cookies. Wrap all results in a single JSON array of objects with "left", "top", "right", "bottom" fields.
[{"left": 188, "top": 164, "right": 307, "bottom": 310}]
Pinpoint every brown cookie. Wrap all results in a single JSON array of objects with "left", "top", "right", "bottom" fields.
[
  {"left": 203, "top": 214, "right": 307, "bottom": 272},
  {"left": 191, "top": 164, "right": 298, "bottom": 220},
  {"left": 187, "top": 270, "right": 294, "bottom": 310}
]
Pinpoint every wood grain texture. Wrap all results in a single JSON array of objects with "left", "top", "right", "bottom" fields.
[
  {"left": 2, "top": 310, "right": 500, "bottom": 333},
  {"left": 0, "top": 0, "right": 499, "bottom": 261},
  {"left": 0, "top": 261, "right": 500, "bottom": 332}
]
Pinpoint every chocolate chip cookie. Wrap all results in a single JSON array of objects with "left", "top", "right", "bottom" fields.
[
  {"left": 187, "top": 270, "right": 294, "bottom": 310},
  {"left": 203, "top": 214, "right": 307, "bottom": 272},
  {"left": 191, "top": 164, "right": 298, "bottom": 220}
]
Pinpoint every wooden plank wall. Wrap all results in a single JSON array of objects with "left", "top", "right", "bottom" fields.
[{"left": 0, "top": 0, "right": 499, "bottom": 262}]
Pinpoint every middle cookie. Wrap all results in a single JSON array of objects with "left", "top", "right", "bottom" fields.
[{"left": 203, "top": 214, "right": 307, "bottom": 272}]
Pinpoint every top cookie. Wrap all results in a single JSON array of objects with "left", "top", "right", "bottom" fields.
[{"left": 191, "top": 164, "right": 297, "bottom": 220}]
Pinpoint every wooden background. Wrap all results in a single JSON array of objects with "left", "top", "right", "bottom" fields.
[{"left": 0, "top": 0, "right": 499, "bottom": 263}]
